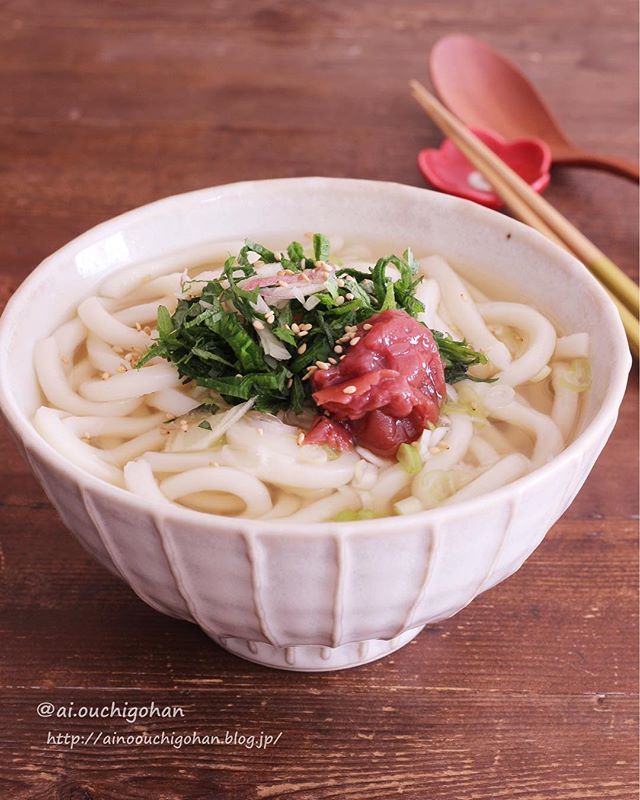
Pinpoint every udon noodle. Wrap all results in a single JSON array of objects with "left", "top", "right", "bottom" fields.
[{"left": 32, "top": 237, "right": 591, "bottom": 522}]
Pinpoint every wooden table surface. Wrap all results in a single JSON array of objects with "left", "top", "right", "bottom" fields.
[{"left": 1, "top": 2, "right": 638, "bottom": 798}]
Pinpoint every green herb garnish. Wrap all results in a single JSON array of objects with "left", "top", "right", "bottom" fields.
[
  {"left": 397, "top": 442, "right": 422, "bottom": 475},
  {"left": 138, "top": 236, "right": 488, "bottom": 411},
  {"left": 432, "top": 330, "right": 489, "bottom": 384}
]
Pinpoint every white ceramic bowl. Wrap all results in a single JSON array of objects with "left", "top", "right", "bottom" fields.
[{"left": 0, "top": 178, "right": 630, "bottom": 671}]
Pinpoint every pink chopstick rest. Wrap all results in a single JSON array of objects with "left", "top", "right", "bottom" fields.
[{"left": 417, "top": 127, "right": 551, "bottom": 209}]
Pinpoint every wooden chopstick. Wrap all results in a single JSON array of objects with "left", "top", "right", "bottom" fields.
[{"left": 410, "top": 80, "right": 639, "bottom": 356}]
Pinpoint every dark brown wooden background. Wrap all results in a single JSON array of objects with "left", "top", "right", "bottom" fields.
[{"left": 1, "top": 2, "right": 638, "bottom": 798}]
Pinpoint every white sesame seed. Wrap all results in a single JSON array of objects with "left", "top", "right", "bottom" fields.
[
  {"left": 343, "top": 385, "right": 357, "bottom": 394},
  {"left": 274, "top": 251, "right": 282, "bottom": 262},
  {"left": 345, "top": 293, "right": 354, "bottom": 301},
  {"left": 299, "top": 330, "right": 308, "bottom": 337},
  {"left": 253, "top": 319, "right": 265, "bottom": 330},
  {"left": 350, "top": 336, "right": 361, "bottom": 346},
  {"left": 328, "top": 357, "right": 337, "bottom": 364},
  {"left": 335, "top": 296, "right": 345, "bottom": 306},
  {"left": 334, "top": 345, "right": 343, "bottom": 353},
  {"left": 297, "top": 343, "right": 307, "bottom": 354},
  {"left": 363, "top": 323, "right": 372, "bottom": 330},
  {"left": 101, "top": 372, "right": 110, "bottom": 380},
  {"left": 134, "top": 322, "right": 142, "bottom": 331},
  {"left": 297, "top": 432, "right": 306, "bottom": 446},
  {"left": 300, "top": 258, "right": 306, "bottom": 269},
  {"left": 316, "top": 361, "right": 330, "bottom": 370},
  {"left": 291, "top": 323, "right": 300, "bottom": 333},
  {"left": 117, "top": 364, "right": 127, "bottom": 373},
  {"left": 337, "top": 278, "right": 346, "bottom": 288},
  {"left": 257, "top": 428, "right": 264, "bottom": 436}
]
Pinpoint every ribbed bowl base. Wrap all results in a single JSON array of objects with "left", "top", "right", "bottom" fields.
[{"left": 211, "top": 625, "right": 425, "bottom": 672}]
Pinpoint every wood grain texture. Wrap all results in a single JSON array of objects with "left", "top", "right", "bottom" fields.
[{"left": 0, "top": 1, "right": 637, "bottom": 798}]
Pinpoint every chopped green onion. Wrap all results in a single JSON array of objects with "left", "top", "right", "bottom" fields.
[
  {"left": 321, "top": 445, "right": 341, "bottom": 461},
  {"left": 393, "top": 497, "right": 424, "bottom": 515},
  {"left": 443, "top": 385, "right": 488, "bottom": 421},
  {"left": 559, "top": 358, "right": 591, "bottom": 393},
  {"left": 397, "top": 443, "right": 422, "bottom": 475},
  {"left": 412, "top": 470, "right": 457, "bottom": 509},
  {"left": 332, "top": 508, "right": 378, "bottom": 522}
]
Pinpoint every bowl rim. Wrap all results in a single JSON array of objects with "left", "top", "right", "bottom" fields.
[{"left": 0, "top": 176, "right": 631, "bottom": 534}]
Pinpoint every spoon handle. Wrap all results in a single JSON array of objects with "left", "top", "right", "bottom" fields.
[{"left": 554, "top": 151, "right": 639, "bottom": 183}]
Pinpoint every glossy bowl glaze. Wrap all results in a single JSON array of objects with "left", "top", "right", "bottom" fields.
[{"left": 0, "top": 178, "right": 630, "bottom": 670}]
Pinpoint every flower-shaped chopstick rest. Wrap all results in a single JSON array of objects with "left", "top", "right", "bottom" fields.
[{"left": 418, "top": 128, "right": 551, "bottom": 209}]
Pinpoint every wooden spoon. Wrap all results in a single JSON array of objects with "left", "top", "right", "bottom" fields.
[{"left": 430, "top": 34, "right": 639, "bottom": 183}]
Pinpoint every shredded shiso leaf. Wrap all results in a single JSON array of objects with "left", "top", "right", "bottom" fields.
[
  {"left": 432, "top": 330, "right": 491, "bottom": 384},
  {"left": 138, "top": 236, "right": 488, "bottom": 413}
]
